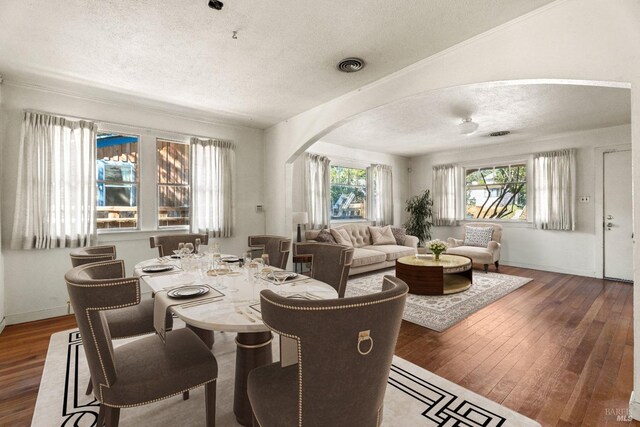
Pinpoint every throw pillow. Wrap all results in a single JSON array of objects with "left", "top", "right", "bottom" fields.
[
  {"left": 463, "top": 226, "right": 493, "bottom": 247},
  {"left": 390, "top": 227, "right": 406, "bottom": 246},
  {"left": 315, "top": 229, "right": 337, "bottom": 244},
  {"left": 369, "top": 225, "right": 396, "bottom": 246},
  {"left": 330, "top": 228, "right": 354, "bottom": 247}
]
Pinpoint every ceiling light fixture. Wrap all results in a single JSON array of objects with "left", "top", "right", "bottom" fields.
[
  {"left": 458, "top": 118, "right": 479, "bottom": 135},
  {"left": 208, "top": 0, "right": 223, "bottom": 10}
]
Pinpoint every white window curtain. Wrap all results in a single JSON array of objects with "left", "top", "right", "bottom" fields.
[
  {"left": 432, "top": 164, "right": 463, "bottom": 226},
  {"left": 367, "top": 164, "right": 393, "bottom": 226},
  {"left": 304, "top": 153, "right": 331, "bottom": 229},
  {"left": 190, "top": 137, "right": 235, "bottom": 237},
  {"left": 533, "top": 149, "right": 576, "bottom": 230},
  {"left": 11, "top": 111, "right": 97, "bottom": 249}
]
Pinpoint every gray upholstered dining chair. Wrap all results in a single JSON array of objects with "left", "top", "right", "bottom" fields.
[
  {"left": 65, "top": 260, "right": 218, "bottom": 427},
  {"left": 150, "top": 233, "right": 209, "bottom": 257},
  {"left": 69, "top": 247, "right": 173, "bottom": 395},
  {"left": 248, "top": 235, "right": 292, "bottom": 270},
  {"left": 293, "top": 242, "right": 354, "bottom": 298},
  {"left": 248, "top": 275, "right": 408, "bottom": 427},
  {"left": 70, "top": 245, "right": 117, "bottom": 267}
]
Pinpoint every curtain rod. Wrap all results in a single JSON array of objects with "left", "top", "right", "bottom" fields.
[{"left": 23, "top": 108, "right": 233, "bottom": 143}]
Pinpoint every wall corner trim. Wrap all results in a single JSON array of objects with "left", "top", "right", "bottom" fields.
[{"left": 630, "top": 392, "right": 640, "bottom": 421}]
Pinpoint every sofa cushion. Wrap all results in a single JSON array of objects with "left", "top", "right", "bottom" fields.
[
  {"left": 463, "top": 226, "right": 493, "bottom": 247},
  {"left": 330, "top": 228, "right": 354, "bottom": 247},
  {"left": 351, "top": 248, "right": 387, "bottom": 267},
  {"left": 315, "top": 229, "right": 336, "bottom": 244},
  {"left": 390, "top": 227, "right": 406, "bottom": 245},
  {"left": 361, "top": 245, "right": 415, "bottom": 261},
  {"left": 369, "top": 225, "right": 396, "bottom": 246}
]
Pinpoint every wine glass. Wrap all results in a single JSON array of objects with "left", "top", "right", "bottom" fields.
[
  {"left": 184, "top": 242, "right": 194, "bottom": 254},
  {"left": 194, "top": 238, "right": 201, "bottom": 254},
  {"left": 261, "top": 254, "right": 270, "bottom": 267}
]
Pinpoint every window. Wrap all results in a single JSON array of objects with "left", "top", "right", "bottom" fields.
[
  {"left": 96, "top": 132, "right": 139, "bottom": 229},
  {"left": 465, "top": 163, "right": 527, "bottom": 221},
  {"left": 330, "top": 166, "right": 367, "bottom": 220},
  {"left": 157, "top": 139, "right": 190, "bottom": 228}
]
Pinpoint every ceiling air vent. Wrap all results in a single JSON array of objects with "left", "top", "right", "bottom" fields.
[
  {"left": 337, "top": 57, "right": 365, "bottom": 73},
  {"left": 489, "top": 130, "right": 511, "bottom": 137}
]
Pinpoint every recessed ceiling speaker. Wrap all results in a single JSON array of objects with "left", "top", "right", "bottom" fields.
[
  {"left": 208, "top": 0, "right": 223, "bottom": 10},
  {"left": 337, "top": 57, "right": 365, "bottom": 73}
]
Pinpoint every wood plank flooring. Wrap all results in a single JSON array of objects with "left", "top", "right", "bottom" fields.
[
  {"left": 0, "top": 266, "right": 637, "bottom": 426},
  {"left": 396, "top": 266, "right": 638, "bottom": 426}
]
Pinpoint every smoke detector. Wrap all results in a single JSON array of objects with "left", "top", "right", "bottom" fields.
[{"left": 337, "top": 57, "right": 365, "bottom": 73}]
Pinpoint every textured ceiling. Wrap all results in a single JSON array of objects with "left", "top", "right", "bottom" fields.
[
  {"left": 0, "top": 0, "right": 554, "bottom": 128},
  {"left": 320, "top": 83, "right": 631, "bottom": 156}
]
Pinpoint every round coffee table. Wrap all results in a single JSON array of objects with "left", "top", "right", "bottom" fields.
[{"left": 395, "top": 254, "right": 473, "bottom": 295}]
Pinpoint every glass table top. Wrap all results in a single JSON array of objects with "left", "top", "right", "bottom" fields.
[{"left": 397, "top": 254, "right": 471, "bottom": 269}]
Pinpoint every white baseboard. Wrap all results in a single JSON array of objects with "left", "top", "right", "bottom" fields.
[
  {"left": 630, "top": 392, "right": 640, "bottom": 421},
  {"left": 502, "top": 260, "right": 596, "bottom": 278},
  {"left": 0, "top": 318, "right": 6, "bottom": 335},
  {"left": 6, "top": 305, "right": 70, "bottom": 326},
  {"left": 6, "top": 290, "right": 153, "bottom": 326}
]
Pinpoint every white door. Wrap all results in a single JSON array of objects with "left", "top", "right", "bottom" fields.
[{"left": 603, "top": 150, "right": 633, "bottom": 282}]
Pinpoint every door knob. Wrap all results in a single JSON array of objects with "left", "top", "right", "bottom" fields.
[
  {"left": 607, "top": 222, "right": 613, "bottom": 228},
  {"left": 607, "top": 215, "right": 613, "bottom": 220}
]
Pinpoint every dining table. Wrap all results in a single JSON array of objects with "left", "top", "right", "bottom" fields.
[{"left": 134, "top": 255, "right": 337, "bottom": 426}]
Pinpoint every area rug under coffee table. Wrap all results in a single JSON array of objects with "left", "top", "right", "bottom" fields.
[
  {"left": 33, "top": 329, "right": 540, "bottom": 426},
  {"left": 346, "top": 270, "right": 532, "bottom": 332}
]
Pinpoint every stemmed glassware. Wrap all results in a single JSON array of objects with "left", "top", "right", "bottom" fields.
[{"left": 183, "top": 243, "right": 194, "bottom": 256}]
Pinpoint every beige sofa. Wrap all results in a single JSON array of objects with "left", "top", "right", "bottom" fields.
[{"left": 305, "top": 224, "right": 418, "bottom": 275}]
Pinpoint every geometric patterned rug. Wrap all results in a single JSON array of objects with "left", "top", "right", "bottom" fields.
[
  {"left": 346, "top": 270, "right": 532, "bottom": 332},
  {"left": 33, "top": 329, "right": 540, "bottom": 426}
]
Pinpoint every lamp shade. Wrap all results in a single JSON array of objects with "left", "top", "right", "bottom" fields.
[{"left": 292, "top": 211, "right": 309, "bottom": 225}]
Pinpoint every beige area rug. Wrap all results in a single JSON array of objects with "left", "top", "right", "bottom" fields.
[
  {"left": 33, "top": 328, "right": 540, "bottom": 426},
  {"left": 346, "top": 270, "right": 533, "bottom": 332}
]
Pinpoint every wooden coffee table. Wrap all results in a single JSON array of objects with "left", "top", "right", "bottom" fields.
[{"left": 395, "top": 254, "right": 473, "bottom": 295}]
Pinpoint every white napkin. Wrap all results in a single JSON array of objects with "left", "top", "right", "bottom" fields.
[{"left": 153, "top": 284, "right": 218, "bottom": 344}]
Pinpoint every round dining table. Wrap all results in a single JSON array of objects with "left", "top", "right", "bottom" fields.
[{"left": 134, "top": 256, "right": 337, "bottom": 426}]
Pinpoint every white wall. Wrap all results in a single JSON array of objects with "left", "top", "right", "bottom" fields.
[
  {"left": 0, "top": 82, "right": 265, "bottom": 325},
  {"left": 260, "top": 0, "right": 640, "bottom": 415},
  {"left": 409, "top": 125, "right": 631, "bottom": 277},
  {"left": 0, "top": 80, "right": 5, "bottom": 333},
  {"left": 291, "top": 141, "right": 411, "bottom": 229}
]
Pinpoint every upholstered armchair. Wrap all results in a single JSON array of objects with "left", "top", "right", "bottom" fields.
[
  {"left": 446, "top": 222, "right": 502, "bottom": 272},
  {"left": 150, "top": 233, "right": 209, "bottom": 257},
  {"left": 248, "top": 235, "right": 292, "bottom": 270},
  {"left": 65, "top": 260, "right": 217, "bottom": 427},
  {"left": 293, "top": 242, "right": 354, "bottom": 298},
  {"left": 248, "top": 275, "right": 408, "bottom": 427}
]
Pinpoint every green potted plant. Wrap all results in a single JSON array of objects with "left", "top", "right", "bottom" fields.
[{"left": 404, "top": 189, "right": 433, "bottom": 247}]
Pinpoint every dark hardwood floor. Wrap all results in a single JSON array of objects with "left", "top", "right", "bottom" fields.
[{"left": 0, "top": 266, "right": 637, "bottom": 426}]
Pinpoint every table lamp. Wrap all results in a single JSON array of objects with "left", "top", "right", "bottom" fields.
[{"left": 292, "top": 211, "right": 309, "bottom": 243}]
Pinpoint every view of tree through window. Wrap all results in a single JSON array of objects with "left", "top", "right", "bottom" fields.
[
  {"left": 157, "top": 139, "right": 190, "bottom": 228},
  {"left": 465, "top": 163, "right": 527, "bottom": 221},
  {"left": 96, "top": 132, "right": 139, "bottom": 229},
  {"left": 330, "top": 166, "right": 367, "bottom": 220}
]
